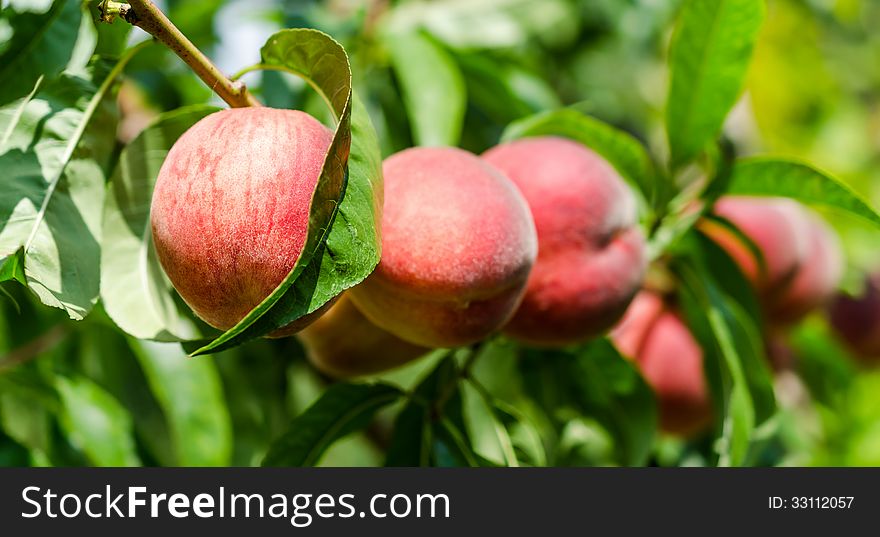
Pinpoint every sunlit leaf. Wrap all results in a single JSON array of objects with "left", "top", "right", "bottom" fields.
[
  {"left": 55, "top": 375, "right": 141, "bottom": 466},
  {"left": 726, "top": 158, "right": 880, "bottom": 228},
  {"left": 101, "top": 106, "right": 220, "bottom": 341},
  {"left": 385, "top": 31, "right": 465, "bottom": 146},
  {"left": 130, "top": 340, "right": 232, "bottom": 466},
  {"left": 0, "top": 47, "right": 142, "bottom": 319},
  {"left": 666, "top": 0, "right": 765, "bottom": 167},
  {"left": 0, "top": 0, "right": 82, "bottom": 106}
]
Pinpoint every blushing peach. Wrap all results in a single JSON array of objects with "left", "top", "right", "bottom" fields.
[
  {"left": 150, "top": 108, "right": 334, "bottom": 335},
  {"left": 349, "top": 147, "right": 538, "bottom": 348},
  {"left": 298, "top": 293, "right": 429, "bottom": 378},
  {"left": 611, "top": 292, "right": 712, "bottom": 436},
  {"left": 771, "top": 213, "right": 843, "bottom": 324},
  {"left": 707, "top": 196, "right": 841, "bottom": 325},
  {"left": 709, "top": 197, "right": 809, "bottom": 297},
  {"left": 482, "top": 136, "right": 646, "bottom": 346}
]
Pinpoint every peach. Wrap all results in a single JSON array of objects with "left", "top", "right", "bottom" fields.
[
  {"left": 298, "top": 293, "right": 429, "bottom": 378},
  {"left": 349, "top": 147, "right": 537, "bottom": 348},
  {"left": 771, "top": 213, "right": 843, "bottom": 324},
  {"left": 706, "top": 196, "right": 842, "bottom": 325},
  {"left": 829, "top": 274, "right": 880, "bottom": 365},
  {"left": 611, "top": 292, "right": 712, "bottom": 436},
  {"left": 482, "top": 136, "right": 646, "bottom": 346},
  {"left": 150, "top": 108, "right": 335, "bottom": 335}
]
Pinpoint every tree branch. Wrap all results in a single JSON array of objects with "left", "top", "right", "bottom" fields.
[
  {"left": 98, "top": 0, "right": 261, "bottom": 108},
  {"left": 0, "top": 324, "right": 69, "bottom": 373}
]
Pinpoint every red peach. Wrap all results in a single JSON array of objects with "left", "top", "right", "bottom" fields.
[
  {"left": 709, "top": 197, "right": 809, "bottom": 297},
  {"left": 150, "top": 108, "right": 334, "bottom": 335},
  {"left": 349, "top": 147, "right": 538, "bottom": 348},
  {"left": 829, "top": 274, "right": 880, "bottom": 365},
  {"left": 771, "top": 213, "right": 843, "bottom": 324},
  {"left": 298, "top": 293, "right": 429, "bottom": 378},
  {"left": 482, "top": 136, "right": 646, "bottom": 347},
  {"left": 611, "top": 292, "right": 712, "bottom": 436},
  {"left": 707, "top": 196, "right": 842, "bottom": 326}
]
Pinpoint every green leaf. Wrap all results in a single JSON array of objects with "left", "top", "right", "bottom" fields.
[
  {"left": 501, "top": 108, "right": 657, "bottom": 202},
  {"left": 433, "top": 417, "right": 490, "bottom": 467},
  {"left": 263, "top": 383, "right": 402, "bottom": 467},
  {"left": 385, "top": 31, "right": 466, "bottom": 146},
  {"left": 666, "top": 0, "right": 765, "bottom": 167},
  {"left": 0, "top": 248, "right": 26, "bottom": 285},
  {"left": 491, "top": 399, "right": 547, "bottom": 466},
  {"left": 192, "top": 29, "right": 382, "bottom": 355},
  {"left": 675, "top": 250, "right": 776, "bottom": 466},
  {"left": 383, "top": 0, "right": 579, "bottom": 50},
  {"left": 129, "top": 340, "right": 232, "bottom": 466},
  {"left": 726, "top": 158, "right": 880, "bottom": 228},
  {"left": 693, "top": 229, "right": 763, "bottom": 325},
  {"left": 464, "top": 379, "right": 524, "bottom": 467},
  {"left": 568, "top": 340, "right": 658, "bottom": 466},
  {"left": 75, "top": 323, "right": 175, "bottom": 466},
  {"left": 55, "top": 375, "right": 142, "bottom": 466},
  {"left": 0, "top": 389, "right": 53, "bottom": 460},
  {"left": 520, "top": 342, "right": 657, "bottom": 466},
  {"left": 457, "top": 54, "right": 560, "bottom": 125},
  {"left": 386, "top": 354, "right": 463, "bottom": 467},
  {"left": 0, "top": 47, "right": 142, "bottom": 320},
  {"left": 0, "top": 0, "right": 83, "bottom": 106},
  {"left": 213, "top": 343, "right": 295, "bottom": 466},
  {"left": 789, "top": 321, "right": 856, "bottom": 410},
  {"left": 0, "top": 427, "right": 30, "bottom": 466},
  {"left": 100, "top": 106, "right": 221, "bottom": 341}
]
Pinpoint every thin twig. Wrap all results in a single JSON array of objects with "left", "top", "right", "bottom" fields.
[
  {"left": 0, "top": 324, "right": 69, "bottom": 373},
  {"left": 98, "top": 0, "right": 261, "bottom": 108},
  {"left": 432, "top": 342, "right": 485, "bottom": 417}
]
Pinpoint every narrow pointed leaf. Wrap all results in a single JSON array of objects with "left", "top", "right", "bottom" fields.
[
  {"left": 385, "top": 31, "right": 465, "bottom": 146},
  {"left": 263, "top": 383, "right": 402, "bottom": 467},
  {"left": 56, "top": 375, "right": 142, "bottom": 467},
  {"left": 726, "top": 158, "right": 880, "bottom": 228},
  {"left": 666, "top": 0, "right": 765, "bottom": 167},
  {"left": 130, "top": 340, "right": 232, "bottom": 466}
]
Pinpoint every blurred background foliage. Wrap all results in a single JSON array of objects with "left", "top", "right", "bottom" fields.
[{"left": 2, "top": 0, "right": 880, "bottom": 467}]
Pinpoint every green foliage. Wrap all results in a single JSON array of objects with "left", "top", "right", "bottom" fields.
[
  {"left": 1, "top": 0, "right": 879, "bottom": 469},
  {"left": 263, "top": 382, "right": 402, "bottom": 467},
  {"left": 384, "top": 31, "right": 465, "bottom": 146},
  {"left": 385, "top": 354, "right": 484, "bottom": 467},
  {"left": 674, "top": 232, "right": 776, "bottom": 466},
  {"left": 727, "top": 159, "right": 880, "bottom": 228},
  {"left": 521, "top": 341, "right": 657, "bottom": 466},
  {"left": 666, "top": 0, "right": 765, "bottom": 168},
  {"left": 130, "top": 340, "right": 232, "bottom": 466},
  {"left": 55, "top": 374, "right": 142, "bottom": 466},
  {"left": 0, "top": 0, "right": 82, "bottom": 107},
  {"left": 100, "top": 106, "right": 220, "bottom": 341},
  {"left": 0, "top": 50, "right": 138, "bottom": 319}
]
